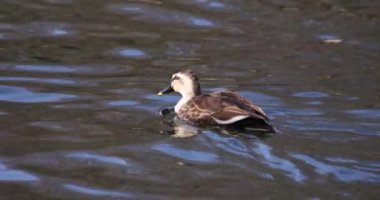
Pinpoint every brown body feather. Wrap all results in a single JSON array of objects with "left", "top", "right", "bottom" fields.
[{"left": 177, "top": 91, "right": 274, "bottom": 132}]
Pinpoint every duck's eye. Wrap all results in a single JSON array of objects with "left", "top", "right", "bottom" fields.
[{"left": 171, "top": 76, "right": 180, "bottom": 81}]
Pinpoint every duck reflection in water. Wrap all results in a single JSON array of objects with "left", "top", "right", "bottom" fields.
[
  {"left": 157, "top": 70, "right": 275, "bottom": 137},
  {"left": 159, "top": 107, "right": 200, "bottom": 137}
]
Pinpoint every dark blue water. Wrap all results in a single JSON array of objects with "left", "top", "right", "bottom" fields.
[{"left": 0, "top": 0, "right": 379, "bottom": 199}]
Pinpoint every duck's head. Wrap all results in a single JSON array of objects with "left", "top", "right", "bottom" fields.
[{"left": 158, "top": 69, "right": 201, "bottom": 98}]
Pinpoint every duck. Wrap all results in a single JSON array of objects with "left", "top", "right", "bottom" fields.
[{"left": 157, "top": 69, "right": 275, "bottom": 133}]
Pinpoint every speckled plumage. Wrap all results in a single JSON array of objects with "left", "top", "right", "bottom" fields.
[{"left": 158, "top": 70, "right": 275, "bottom": 132}]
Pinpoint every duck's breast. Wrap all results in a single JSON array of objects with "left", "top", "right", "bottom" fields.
[{"left": 177, "top": 99, "right": 215, "bottom": 125}]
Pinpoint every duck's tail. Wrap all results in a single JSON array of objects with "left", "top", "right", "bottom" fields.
[{"left": 229, "top": 117, "right": 276, "bottom": 133}]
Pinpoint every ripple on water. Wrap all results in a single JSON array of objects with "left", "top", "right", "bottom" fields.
[
  {"left": 152, "top": 143, "right": 218, "bottom": 163},
  {"left": 317, "top": 34, "right": 341, "bottom": 40},
  {"left": 274, "top": 107, "right": 324, "bottom": 116},
  {"left": 0, "top": 85, "right": 76, "bottom": 103},
  {"left": 66, "top": 152, "right": 129, "bottom": 166},
  {"left": 240, "top": 91, "right": 282, "bottom": 106},
  {"left": 106, "top": 47, "right": 149, "bottom": 59},
  {"left": 0, "top": 63, "right": 133, "bottom": 75},
  {"left": 120, "top": 49, "right": 146, "bottom": 57},
  {"left": 190, "top": 17, "right": 214, "bottom": 27},
  {"left": 254, "top": 143, "right": 306, "bottom": 182},
  {"left": 14, "top": 64, "right": 77, "bottom": 73},
  {"left": 208, "top": 2, "right": 225, "bottom": 9},
  {"left": 316, "top": 34, "right": 342, "bottom": 44},
  {"left": 30, "top": 121, "right": 113, "bottom": 136},
  {"left": 108, "top": 100, "right": 139, "bottom": 106},
  {"left": 304, "top": 101, "right": 323, "bottom": 105},
  {"left": 165, "top": 41, "right": 202, "bottom": 58},
  {"left": 344, "top": 109, "right": 380, "bottom": 120},
  {"left": 44, "top": 0, "right": 74, "bottom": 5},
  {"left": 0, "top": 22, "right": 75, "bottom": 40},
  {"left": 203, "top": 131, "right": 252, "bottom": 158},
  {"left": 146, "top": 94, "right": 179, "bottom": 103},
  {"left": 108, "top": 3, "right": 215, "bottom": 28},
  {"left": 63, "top": 184, "right": 134, "bottom": 198},
  {"left": 293, "top": 91, "right": 329, "bottom": 98},
  {"left": 292, "top": 154, "right": 380, "bottom": 183},
  {"left": 0, "top": 77, "right": 76, "bottom": 85},
  {"left": 179, "top": 0, "right": 238, "bottom": 12},
  {"left": 0, "top": 162, "right": 38, "bottom": 182},
  {"left": 285, "top": 118, "right": 379, "bottom": 136},
  {"left": 326, "top": 157, "right": 380, "bottom": 173}
]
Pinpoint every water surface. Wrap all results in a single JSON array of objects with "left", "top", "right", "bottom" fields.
[{"left": 0, "top": 0, "right": 379, "bottom": 199}]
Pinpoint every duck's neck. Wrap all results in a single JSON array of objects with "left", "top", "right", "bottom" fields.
[{"left": 174, "top": 91, "right": 196, "bottom": 113}]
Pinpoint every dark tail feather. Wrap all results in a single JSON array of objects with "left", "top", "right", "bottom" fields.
[{"left": 228, "top": 117, "right": 275, "bottom": 133}]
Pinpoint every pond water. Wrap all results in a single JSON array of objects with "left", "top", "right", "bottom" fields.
[{"left": 0, "top": 0, "right": 379, "bottom": 199}]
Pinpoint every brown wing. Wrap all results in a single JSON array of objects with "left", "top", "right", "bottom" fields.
[
  {"left": 189, "top": 93, "right": 223, "bottom": 114},
  {"left": 190, "top": 91, "right": 269, "bottom": 122},
  {"left": 214, "top": 91, "right": 269, "bottom": 119}
]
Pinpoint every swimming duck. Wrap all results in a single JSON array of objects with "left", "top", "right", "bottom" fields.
[{"left": 158, "top": 70, "right": 275, "bottom": 132}]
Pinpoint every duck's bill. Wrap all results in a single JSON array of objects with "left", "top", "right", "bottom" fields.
[{"left": 157, "top": 85, "right": 174, "bottom": 96}]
